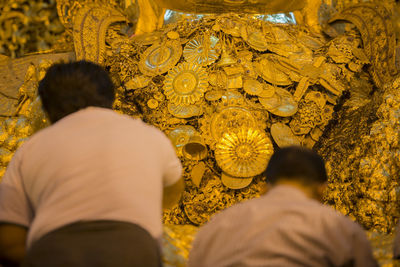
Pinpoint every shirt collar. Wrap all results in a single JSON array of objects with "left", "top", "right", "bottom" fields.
[{"left": 264, "top": 184, "right": 310, "bottom": 201}]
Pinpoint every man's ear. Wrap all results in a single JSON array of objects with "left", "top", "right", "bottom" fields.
[{"left": 316, "top": 182, "right": 328, "bottom": 202}]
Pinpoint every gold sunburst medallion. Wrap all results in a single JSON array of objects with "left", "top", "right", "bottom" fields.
[
  {"left": 183, "top": 35, "right": 220, "bottom": 65},
  {"left": 164, "top": 62, "right": 208, "bottom": 105},
  {"left": 139, "top": 40, "right": 182, "bottom": 76},
  {"left": 215, "top": 128, "right": 273, "bottom": 178}
]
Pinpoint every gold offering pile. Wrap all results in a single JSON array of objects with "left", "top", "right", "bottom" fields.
[{"left": 99, "top": 12, "right": 371, "bottom": 225}]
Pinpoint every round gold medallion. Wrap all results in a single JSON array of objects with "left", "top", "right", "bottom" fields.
[
  {"left": 210, "top": 106, "right": 256, "bottom": 142},
  {"left": 184, "top": 35, "right": 220, "bottom": 65},
  {"left": 246, "top": 31, "right": 268, "bottom": 52},
  {"left": 164, "top": 62, "right": 208, "bottom": 105},
  {"left": 139, "top": 40, "right": 182, "bottom": 76},
  {"left": 168, "top": 125, "right": 197, "bottom": 154},
  {"left": 215, "top": 128, "right": 273, "bottom": 178}
]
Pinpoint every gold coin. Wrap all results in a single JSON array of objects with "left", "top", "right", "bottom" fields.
[
  {"left": 147, "top": 99, "right": 159, "bottom": 109},
  {"left": 221, "top": 173, "right": 253, "bottom": 189}
]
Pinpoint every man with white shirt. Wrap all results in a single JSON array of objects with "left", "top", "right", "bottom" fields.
[
  {"left": 0, "top": 61, "right": 183, "bottom": 267},
  {"left": 188, "top": 146, "right": 378, "bottom": 267}
]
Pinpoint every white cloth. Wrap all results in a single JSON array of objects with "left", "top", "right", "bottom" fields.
[
  {"left": 0, "top": 107, "right": 182, "bottom": 248},
  {"left": 188, "top": 185, "right": 378, "bottom": 267}
]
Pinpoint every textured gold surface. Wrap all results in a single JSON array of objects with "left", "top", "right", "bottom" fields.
[
  {"left": 215, "top": 128, "right": 273, "bottom": 177},
  {"left": 1, "top": 0, "right": 399, "bottom": 265}
]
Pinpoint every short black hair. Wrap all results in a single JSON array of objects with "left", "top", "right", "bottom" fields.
[
  {"left": 264, "top": 146, "right": 328, "bottom": 184},
  {"left": 38, "top": 60, "right": 115, "bottom": 123}
]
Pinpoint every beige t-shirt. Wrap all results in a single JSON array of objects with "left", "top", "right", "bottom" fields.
[
  {"left": 0, "top": 107, "right": 182, "bottom": 248},
  {"left": 188, "top": 185, "right": 378, "bottom": 267}
]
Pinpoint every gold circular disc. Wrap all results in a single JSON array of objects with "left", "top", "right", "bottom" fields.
[
  {"left": 164, "top": 62, "right": 208, "bottom": 105},
  {"left": 215, "top": 128, "right": 274, "bottom": 178},
  {"left": 243, "top": 79, "right": 264, "bottom": 96},
  {"left": 246, "top": 31, "right": 268, "bottom": 52},
  {"left": 221, "top": 173, "right": 253, "bottom": 189},
  {"left": 270, "top": 122, "right": 300, "bottom": 148},
  {"left": 210, "top": 107, "right": 256, "bottom": 142},
  {"left": 259, "top": 87, "right": 297, "bottom": 117},
  {"left": 184, "top": 35, "right": 220, "bottom": 65},
  {"left": 139, "top": 40, "right": 182, "bottom": 76},
  {"left": 167, "top": 102, "right": 204, "bottom": 118}
]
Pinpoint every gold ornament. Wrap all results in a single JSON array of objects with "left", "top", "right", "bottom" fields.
[
  {"left": 131, "top": 31, "right": 162, "bottom": 45},
  {"left": 215, "top": 128, "right": 273, "bottom": 178},
  {"left": 147, "top": 99, "right": 159, "bottom": 109},
  {"left": 246, "top": 30, "right": 268, "bottom": 52},
  {"left": 258, "top": 84, "right": 276, "bottom": 98},
  {"left": 270, "top": 122, "right": 300, "bottom": 147},
  {"left": 139, "top": 40, "right": 182, "bottom": 76},
  {"left": 182, "top": 135, "right": 208, "bottom": 161},
  {"left": 210, "top": 106, "right": 257, "bottom": 142},
  {"left": 205, "top": 90, "right": 223, "bottom": 101},
  {"left": 259, "top": 87, "right": 297, "bottom": 117},
  {"left": 183, "top": 35, "right": 220, "bottom": 65},
  {"left": 164, "top": 62, "right": 208, "bottom": 105},
  {"left": 167, "top": 31, "right": 180, "bottom": 40},
  {"left": 255, "top": 54, "right": 292, "bottom": 86},
  {"left": 125, "top": 75, "right": 152, "bottom": 90},
  {"left": 168, "top": 125, "right": 198, "bottom": 155},
  {"left": 167, "top": 103, "right": 204, "bottom": 118},
  {"left": 243, "top": 78, "right": 264, "bottom": 96},
  {"left": 221, "top": 173, "right": 253, "bottom": 189}
]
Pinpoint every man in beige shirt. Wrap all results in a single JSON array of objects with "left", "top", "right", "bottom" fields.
[
  {"left": 0, "top": 61, "right": 183, "bottom": 267},
  {"left": 188, "top": 146, "right": 378, "bottom": 267}
]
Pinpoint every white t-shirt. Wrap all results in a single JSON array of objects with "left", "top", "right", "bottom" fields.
[{"left": 0, "top": 107, "right": 182, "bottom": 248}]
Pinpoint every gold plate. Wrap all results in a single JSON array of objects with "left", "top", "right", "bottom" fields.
[
  {"left": 215, "top": 128, "right": 273, "bottom": 178},
  {"left": 270, "top": 122, "right": 300, "bottom": 147},
  {"left": 259, "top": 87, "right": 297, "bottom": 117},
  {"left": 218, "top": 17, "right": 243, "bottom": 37},
  {"left": 139, "top": 40, "right": 182, "bottom": 76},
  {"left": 254, "top": 55, "right": 292, "bottom": 86},
  {"left": 246, "top": 31, "right": 268, "bottom": 52},
  {"left": 164, "top": 62, "right": 208, "bottom": 105},
  {"left": 210, "top": 106, "right": 256, "bottom": 142},
  {"left": 221, "top": 173, "right": 253, "bottom": 189},
  {"left": 168, "top": 102, "right": 204, "bottom": 118},
  {"left": 183, "top": 35, "right": 220, "bottom": 65},
  {"left": 243, "top": 78, "right": 264, "bottom": 96}
]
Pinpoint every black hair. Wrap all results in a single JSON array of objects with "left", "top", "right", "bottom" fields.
[
  {"left": 264, "top": 146, "right": 328, "bottom": 184},
  {"left": 38, "top": 60, "right": 115, "bottom": 123}
]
